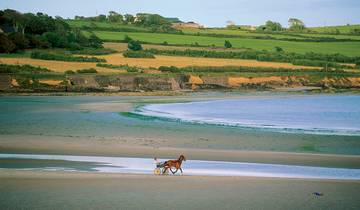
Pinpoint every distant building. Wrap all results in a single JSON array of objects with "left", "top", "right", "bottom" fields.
[{"left": 172, "top": 21, "right": 204, "bottom": 29}]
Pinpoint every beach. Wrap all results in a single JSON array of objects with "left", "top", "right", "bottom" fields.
[
  {"left": 1, "top": 170, "right": 360, "bottom": 210},
  {"left": 1, "top": 93, "right": 360, "bottom": 209}
]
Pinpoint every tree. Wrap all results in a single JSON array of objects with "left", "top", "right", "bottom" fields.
[
  {"left": 8, "top": 32, "right": 29, "bottom": 50},
  {"left": 0, "top": 33, "right": 16, "bottom": 53},
  {"left": 224, "top": 40, "right": 232, "bottom": 48},
  {"left": 108, "top": 11, "right": 123, "bottom": 23},
  {"left": 42, "top": 32, "right": 67, "bottom": 48},
  {"left": 265, "top": 21, "right": 282, "bottom": 32},
  {"left": 88, "top": 34, "right": 103, "bottom": 48},
  {"left": 124, "top": 35, "right": 133, "bottom": 43},
  {"left": 128, "top": 40, "right": 142, "bottom": 51},
  {"left": 275, "top": 46, "right": 284, "bottom": 52},
  {"left": 94, "top": 15, "right": 107, "bottom": 22},
  {"left": 124, "top": 14, "right": 135, "bottom": 24},
  {"left": 289, "top": 18, "right": 305, "bottom": 31},
  {"left": 226, "top": 20, "right": 236, "bottom": 29}
]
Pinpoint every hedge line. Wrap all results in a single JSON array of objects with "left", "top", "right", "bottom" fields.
[
  {"left": 96, "top": 63, "right": 142, "bottom": 72},
  {"left": 145, "top": 48, "right": 359, "bottom": 65},
  {"left": 70, "top": 48, "right": 117, "bottom": 55},
  {"left": 157, "top": 65, "right": 355, "bottom": 77},
  {"left": 123, "top": 50, "right": 155, "bottom": 58},
  {"left": 30, "top": 51, "right": 106, "bottom": 62},
  {"left": 188, "top": 31, "right": 360, "bottom": 43},
  {"left": 0, "top": 64, "right": 52, "bottom": 74}
]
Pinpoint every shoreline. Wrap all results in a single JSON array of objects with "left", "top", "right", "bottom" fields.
[
  {"left": 1, "top": 142, "right": 360, "bottom": 169},
  {"left": 1, "top": 88, "right": 360, "bottom": 97}
]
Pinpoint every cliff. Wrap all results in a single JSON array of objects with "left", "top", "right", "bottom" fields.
[{"left": 1, "top": 74, "right": 360, "bottom": 93}]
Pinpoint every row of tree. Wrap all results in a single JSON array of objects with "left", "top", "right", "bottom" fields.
[
  {"left": 0, "top": 9, "right": 103, "bottom": 53},
  {"left": 256, "top": 18, "right": 306, "bottom": 32},
  {"left": 75, "top": 12, "right": 175, "bottom": 27}
]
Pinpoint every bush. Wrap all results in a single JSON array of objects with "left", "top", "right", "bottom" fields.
[
  {"left": 76, "top": 68, "right": 98, "bottom": 73},
  {"left": 275, "top": 46, "right": 284, "bottom": 52},
  {"left": 124, "top": 35, "right": 133, "bottom": 43},
  {"left": 145, "top": 48, "right": 360, "bottom": 66},
  {"left": 8, "top": 33, "right": 29, "bottom": 51},
  {"left": 42, "top": 32, "right": 68, "bottom": 48},
  {"left": 157, "top": 65, "right": 352, "bottom": 77},
  {"left": 26, "top": 34, "right": 51, "bottom": 49},
  {"left": 96, "top": 63, "right": 142, "bottom": 72},
  {"left": 128, "top": 40, "right": 142, "bottom": 51},
  {"left": 88, "top": 34, "right": 103, "bottom": 48},
  {"left": 292, "top": 59, "right": 341, "bottom": 69},
  {"left": 0, "top": 34, "right": 16, "bottom": 53},
  {"left": 70, "top": 48, "right": 117, "bottom": 55},
  {"left": 30, "top": 51, "right": 106, "bottom": 62},
  {"left": 355, "top": 61, "right": 360, "bottom": 69},
  {"left": 123, "top": 50, "right": 155, "bottom": 58},
  {"left": 68, "top": 42, "right": 83, "bottom": 51},
  {"left": 65, "top": 70, "right": 76, "bottom": 74},
  {"left": 0, "top": 64, "right": 51, "bottom": 74},
  {"left": 224, "top": 40, "right": 232, "bottom": 48}
]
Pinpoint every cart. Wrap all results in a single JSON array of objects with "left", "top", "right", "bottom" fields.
[{"left": 153, "top": 162, "right": 169, "bottom": 175}]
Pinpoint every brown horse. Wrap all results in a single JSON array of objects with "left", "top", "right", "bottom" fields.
[{"left": 163, "top": 155, "right": 186, "bottom": 174}]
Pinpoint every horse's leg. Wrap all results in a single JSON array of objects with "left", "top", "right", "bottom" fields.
[
  {"left": 162, "top": 166, "right": 168, "bottom": 174},
  {"left": 170, "top": 167, "right": 178, "bottom": 174},
  {"left": 180, "top": 167, "right": 183, "bottom": 174}
]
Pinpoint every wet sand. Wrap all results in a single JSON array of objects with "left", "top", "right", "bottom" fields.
[
  {"left": 1, "top": 134, "right": 360, "bottom": 169},
  {"left": 0, "top": 170, "right": 359, "bottom": 210}
]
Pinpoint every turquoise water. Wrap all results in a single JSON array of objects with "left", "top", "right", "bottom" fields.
[
  {"left": 1, "top": 153, "right": 360, "bottom": 180},
  {"left": 1, "top": 95, "right": 360, "bottom": 155},
  {"left": 137, "top": 95, "right": 360, "bottom": 136}
]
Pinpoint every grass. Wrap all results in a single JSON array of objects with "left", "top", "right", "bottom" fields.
[
  {"left": 87, "top": 31, "right": 360, "bottom": 56},
  {"left": 65, "top": 20, "right": 151, "bottom": 32},
  {"left": 0, "top": 51, "right": 31, "bottom": 58},
  {"left": 309, "top": 24, "right": 360, "bottom": 34},
  {"left": 182, "top": 28, "right": 360, "bottom": 40}
]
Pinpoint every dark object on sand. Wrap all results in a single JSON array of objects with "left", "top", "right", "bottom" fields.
[{"left": 313, "top": 192, "right": 324, "bottom": 197}]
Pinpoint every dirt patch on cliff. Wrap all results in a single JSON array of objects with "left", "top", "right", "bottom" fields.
[
  {"left": 228, "top": 76, "right": 285, "bottom": 86},
  {"left": 189, "top": 75, "right": 204, "bottom": 84},
  {"left": 11, "top": 79, "right": 19, "bottom": 87},
  {"left": 347, "top": 77, "right": 360, "bottom": 87},
  {"left": 39, "top": 79, "right": 63, "bottom": 86}
]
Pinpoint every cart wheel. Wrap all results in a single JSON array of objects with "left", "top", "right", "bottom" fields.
[{"left": 154, "top": 168, "right": 161, "bottom": 175}]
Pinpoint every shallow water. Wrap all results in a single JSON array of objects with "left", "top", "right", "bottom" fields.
[
  {"left": 1, "top": 154, "right": 360, "bottom": 180},
  {"left": 137, "top": 95, "right": 360, "bottom": 136},
  {"left": 1, "top": 95, "right": 360, "bottom": 155}
]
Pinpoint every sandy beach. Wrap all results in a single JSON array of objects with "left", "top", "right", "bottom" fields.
[{"left": 0, "top": 170, "right": 359, "bottom": 210}]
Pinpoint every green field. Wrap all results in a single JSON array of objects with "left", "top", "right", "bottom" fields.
[
  {"left": 68, "top": 20, "right": 360, "bottom": 41},
  {"left": 309, "top": 25, "right": 360, "bottom": 34},
  {"left": 182, "top": 28, "right": 360, "bottom": 41},
  {"left": 87, "top": 31, "right": 360, "bottom": 56},
  {"left": 66, "top": 20, "right": 151, "bottom": 32}
]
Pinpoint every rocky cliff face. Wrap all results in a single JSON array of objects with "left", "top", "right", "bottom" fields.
[{"left": 1, "top": 74, "right": 360, "bottom": 92}]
